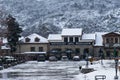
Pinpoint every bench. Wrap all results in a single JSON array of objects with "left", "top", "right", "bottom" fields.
[{"left": 95, "top": 75, "right": 106, "bottom": 80}]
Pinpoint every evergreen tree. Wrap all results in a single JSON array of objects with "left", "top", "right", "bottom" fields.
[{"left": 6, "top": 15, "right": 22, "bottom": 54}]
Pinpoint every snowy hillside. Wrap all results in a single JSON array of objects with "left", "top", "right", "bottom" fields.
[{"left": 1, "top": 0, "right": 120, "bottom": 37}]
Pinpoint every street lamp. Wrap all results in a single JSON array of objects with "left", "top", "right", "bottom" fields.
[
  {"left": 114, "top": 58, "right": 118, "bottom": 79},
  {"left": 85, "top": 53, "right": 89, "bottom": 68},
  {"left": 84, "top": 49, "right": 89, "bottom": 68},
  {"left": 114, "top": 47, "right": 118, "bottom": 79},
  {"left": 99, "top": 48, "right": 104, "bottom": 65}
]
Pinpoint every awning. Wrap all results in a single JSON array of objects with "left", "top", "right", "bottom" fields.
[
  {"left": 65, "top": 49, "right": 74, "bottom": 53},
  {"left": 50, "top": 49, "right": 61, "bottom": 54}
]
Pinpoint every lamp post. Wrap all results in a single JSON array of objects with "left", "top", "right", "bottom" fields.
[
  {"left": 85, "top": 53, "right": 89, "bottom": 68},
  {"left": 114, "top": 47, "right": 118, "bottom": 79},
  {"left": 114, "top": 58, "right": 118, "bottom": 79},
  {"left": 99, "top": 48, "right": 104, "bottom": 65}
]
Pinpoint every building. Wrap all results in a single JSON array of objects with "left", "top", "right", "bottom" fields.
[
  {"left": 102, "top": 32, "right": 120, "bottom": 57},
  {"left": 16, "top": 33, "right": 49, "bottom": 60},
  {"left": 48, "top": 28, "right": 95, "bottom": 60},
  {"left": 1, "top": 28, "right": 120, "bottom": 60},
  {"left": 0, "top": 37, "right": 10, "bottom": 56},
  {"left": 93, "top": 32, "right": 107, "bottom": 57}
]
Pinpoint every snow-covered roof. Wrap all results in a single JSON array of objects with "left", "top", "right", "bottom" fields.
[
  {"left": 102, "top": 32, "right": 120, "bottom": 36},
  {"left": 0, "top": 37, "right": 24, "bottom": 44},
  {"left": 61, "top": 28, "right": 82, "bottom": 36},
  {"left": 19, "top": 36, "right": 24, "bottom": 40},
  {"left": 82, "top": 33, "right": 95, "bottom": 40},
  {"left": 22, "top": 33, "right": 48, "bottom": 43},
  {"left": 1, "top": 45, "right": 10, "bottom": 50},
  {"left": 48, "top": 34, "right": 62, "bottom": 42},
  {"left": 2, "top": 38, "right": 7, "bottom": 44},
  {"left": 95, "top": 32, "right": 108, "bottom": 46},
  {"left": 79, "top": 40, "right": 94, "bottom": 42}
]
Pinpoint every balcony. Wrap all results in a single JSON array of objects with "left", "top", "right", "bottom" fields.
[
  {"left": 50, "top": 42, "right": 93, "bottom": 45},
  {"left": 104, "top": 43, "right": 120, "bottom": 47},
  {"left": 50, "top": 42, "right": 67, "bottom": 45}
]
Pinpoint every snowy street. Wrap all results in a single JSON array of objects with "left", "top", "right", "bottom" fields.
[
  {"left": 0, "top": 61, "right": 85, "bottom": 80},
  {"left": 0, "top": 60, "right": 119, "bottom": 80}
]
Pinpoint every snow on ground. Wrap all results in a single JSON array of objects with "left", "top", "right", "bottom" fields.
[
  {"left": 0, "top": 60, "right": 119, "bottom": 80},
  {"left": 0, "top": 61, "right": 86, "bottom": 80},
  {"left": 75, "top": 60, "right": 119, "bottom": 80}
]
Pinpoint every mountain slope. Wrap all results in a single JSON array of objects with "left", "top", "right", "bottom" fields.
[{"left": 1, "top": 0, "right": 120, "bottom": 37}]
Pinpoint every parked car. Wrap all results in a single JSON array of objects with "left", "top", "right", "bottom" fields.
[
  {"left": 0, "top": 66, "right": 3, "bottom": 70},
  {"left": 37, "top": 55, "right": 46, "bottom": 61},
  {"left": 73, "top": 56, "right": 80, "bottom": 61},
  {"left": 61, "top": 56, "right": 68, "bottom": 61},
  {"left": 49, "top": 56, "right": 57, "bottom": 61},
  {"left": 2, "top": 56, "right": 16, "bottom": 64}
]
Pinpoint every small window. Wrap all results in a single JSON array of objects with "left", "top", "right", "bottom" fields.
[
  {"left": 30, "top": 47, "right": 35, "bottom": 52},
  {"left": 39, "top": 47, "right": 43, "bottom": 52},
  {"left": 25, "top": 38, "right": 30, "bottom": 42},
  {"left": 35, "top": 37, "right": 40, "bottom": 42}
]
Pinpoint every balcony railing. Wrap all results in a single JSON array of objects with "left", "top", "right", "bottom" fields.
[
  {"left": 50, "top": 42, "right": 93, "bottom": 45},
  {"left": 104, "top": 43, "right": 120, "bottom": 47}
]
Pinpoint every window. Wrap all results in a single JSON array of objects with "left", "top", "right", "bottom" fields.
[
  {"left": 25, "top": 38, "right": 30, "bottom": 42},
  {"left": 69, "top": 37, "right": 73, "bottom": 42},
  {"left": 75, "top": 37, "right": 79, "bottom": 42},
  {"left": 115, "top": 38, "right": 118, "bottom": 43},
  {"left": 106, "top": 38, "right": 109, "bottom": 43},
  {"left": 30, "top": 47, "right": 35, "bottom": 52},
  {"left": 35, "top": 37, "right": 40, "bottom": 42},
  {"left": 84, "top": 48, "right": 89, "bottom": 53},
  {"left": 39, "top": 47, "right": 43, "bottom": 52},
  {"left": 64, "top": 37, "right": 68, "bottom": 42},
  {"left": 110, "top": 38, "right": 113, "bottom": 43}
]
